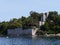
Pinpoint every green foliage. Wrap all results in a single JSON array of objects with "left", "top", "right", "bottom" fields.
[
  {"left": 47, "top": 30, "right": 56, "bottom": 34},
  {"left": 36, "top": 30, "right": 45, "bottom": 35},
  {"left": 30, "top": 11, "right": 41, "bottom": 27},
  {"left": 41, "top": 11, "right": 60, "bottom": 34},
  {"left": 0, "top": 11, "right": 60, "bottom": 35},
  {"left": 0, "top": 21, "right": 8, "bottom": 35}
]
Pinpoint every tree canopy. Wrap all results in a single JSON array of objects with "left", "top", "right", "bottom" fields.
[{"left": 0, "top": 11, "right": 60, "bottom": 35}]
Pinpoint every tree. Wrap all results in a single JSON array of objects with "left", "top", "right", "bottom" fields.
[
  {"left": 30, "top": 11, "right": 41, "bottom": 27},
  {"left": 0, "top": 21, "right": 8, "bottom": 35},
  {"left": 48, "top": 11, "right": 58, "bottom": 20}
]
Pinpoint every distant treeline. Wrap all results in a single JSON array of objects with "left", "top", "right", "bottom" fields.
[{"left": 0, "top": 11, "right": 60, "bottom": 35}]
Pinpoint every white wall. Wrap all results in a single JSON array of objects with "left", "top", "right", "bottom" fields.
[{"left": 32, "top": 28, "right": 38, "bottom": 36}]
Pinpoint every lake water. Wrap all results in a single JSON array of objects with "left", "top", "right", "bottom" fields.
[{"left": 0, "top": 36, "right": 60, "bottom": 45}]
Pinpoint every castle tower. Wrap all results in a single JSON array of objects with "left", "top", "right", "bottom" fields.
[{"left": 39, "top": 12, "right": 49, "bottom": 27}]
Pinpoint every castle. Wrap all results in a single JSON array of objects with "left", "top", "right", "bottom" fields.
[{"left": 7, "top": 13, "right": 49, "bottom": 36}]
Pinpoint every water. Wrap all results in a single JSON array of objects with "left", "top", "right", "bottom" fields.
[{"left": 0, "top": 36, "right": 60, "bottom": 45}]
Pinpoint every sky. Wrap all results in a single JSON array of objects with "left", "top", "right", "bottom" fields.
[{"left": 0, "top": 0, "right": 60, "bottom": 22}]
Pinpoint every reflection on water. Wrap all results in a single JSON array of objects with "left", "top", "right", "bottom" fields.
[{"left": 0, "top": 36, "right": 60, "bottom": 45}]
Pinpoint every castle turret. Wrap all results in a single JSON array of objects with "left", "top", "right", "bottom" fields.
[{"left": 39, "top": 12, "right": 49, "bottom": 27}]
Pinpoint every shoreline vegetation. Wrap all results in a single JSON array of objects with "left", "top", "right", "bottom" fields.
[{"left": 0, "top": 11, "right": 60, "bottom": 36}]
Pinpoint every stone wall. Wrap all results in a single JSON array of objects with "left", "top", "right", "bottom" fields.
[{"left": 7, "top": 28, "right": 38, "bottom": 36}]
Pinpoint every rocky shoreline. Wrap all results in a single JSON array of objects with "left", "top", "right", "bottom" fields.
[
  {"left": 0, "top": 33, "right": 60, "bottom": 37},
  {"left": 45, "top": 33, "right": 60, "bottom": 37}
]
